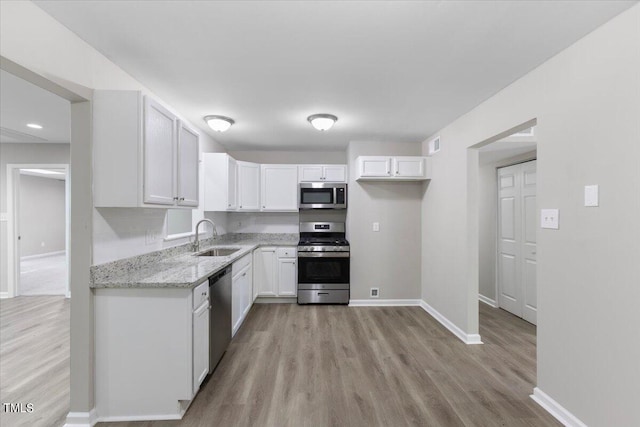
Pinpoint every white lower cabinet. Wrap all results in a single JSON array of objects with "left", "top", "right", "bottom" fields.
[
  {"left": 254, "top": 246, "right": 297, "bottom": 298},
  {"left": 95, "top": 283, "right": 209, "bottom": 421},
  {"left": 232, "top": 254, "right": 253, "bottom": 337}
]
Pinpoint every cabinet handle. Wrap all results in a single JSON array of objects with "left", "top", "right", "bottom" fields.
[
  {"left": 242, "top": 272, "right": 247, "bottom": 277},
  {"left": 179, "top": 197, "right": 185, "bottom": 201},
  {"left": 228, "top": 204, "right": 231, "bottom": 207},
  {"left": 240, "top": 205, "right": 242, "bottom": 208},
  {"left": 263, "top": 206, "right": 265, "bottom": 208},
  {"left": 173, "top": 197, "right": 179, "bottom": 200},
  {"left": 396, "top": 171, "right": 399, "bottom": 174}
]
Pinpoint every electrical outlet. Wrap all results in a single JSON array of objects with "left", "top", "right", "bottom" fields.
[
  {"left": 372, "top": 222, "right": 380, "bottom": 232},
  {"left": 370, "top": 288, "right": 379, "bottom": 298},
  {"left": 145, "top": 229, "right": 159, "bottom": 245}
]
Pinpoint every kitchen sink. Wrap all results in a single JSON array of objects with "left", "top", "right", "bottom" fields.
[{"left": 195, "top": 248, "right": 240, "bottom": 257}]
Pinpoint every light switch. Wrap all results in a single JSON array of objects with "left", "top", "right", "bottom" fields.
[
  {"left": 372, "top": 222, "right": 380, "bottom": 232},
  {"left": 584, "top": 185, "right": 599, "bottom": 207},
  {"left": 541, "top": 209, "right": 559, "bottom": 229}
]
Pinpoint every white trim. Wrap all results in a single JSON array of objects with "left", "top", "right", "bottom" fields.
[
  {"left": 531, "top": 388, "right": 587, "bottom": 427},
  {"left": 0, "top": 292, "right": 9, "bottom": 299},
  {"left": 20, "top": 250, "right": 66, "bottom": 261},
  {"left": 419, "top": 300, "right": 483, "bottom": 345},
  {"left": 479, "top": 294, "right": 498, "bottom": 308},
  {"left": 96, "top": 413, "right": 182, "bottom": 422},
  {"left": 254, "top": 296, "right": 297, "bottom": 304},
  {"left": 64, "top": 409, "right": 97, "bottom": 426},
  {"left": 349, "top": 299, "right": 421, "bottom": 307}
]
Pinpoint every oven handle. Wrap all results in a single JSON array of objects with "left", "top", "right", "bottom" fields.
[{"left": 297, "top": 252, "right": 350, "bottom": 258}]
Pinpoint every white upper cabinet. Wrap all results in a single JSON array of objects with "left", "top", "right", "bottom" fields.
[
  {"left": 176, "top": 121, "right": 200, "bottom": 207},
  {"left": 261, "top": 165, "right": 298, "bottom": 211},
  {"left": 203, "top": 153, "right": 237, "bottom": 211},
  {"left": 355, "top": 156, "right": 431, "bottom": 181},
  {"left": 237, "top": 161, "right": 260, "bottom": 211},
  {"left": 298, "top": 165, "right": 347, "bottom": 182},
  {"left": 93, "top": 90, "right": 199, "bottom": 208},
  {"left": 143, "top": 98, "right": 177, "bottom": 205}
]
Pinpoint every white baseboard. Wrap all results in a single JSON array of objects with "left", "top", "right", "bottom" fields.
[
  {"left": 419, "top": 300, "right": 483, "bottom": 345},
  {"left": 531, "top": 388, "right": 587, "bottom": 427},
  {"left": 64, "top": 409, "right": 97, "bottom": 426},
  {"left": 349, "top": 299, "right": 421, "bottom": 307},
  {"left": 254, "top": 297, "right": 297, "bottom": 304},
  {"left": 97, "top": 413, "right": 182, "bottom": 422},
  {"left": 0, "top": 292, "right": 9, "bottom": 299},
  {"left": 479, "top": 294, "right": 498, "bottom": 308},
  {"left": 21, "top": 250, "right": 65, "bottom": 261}
]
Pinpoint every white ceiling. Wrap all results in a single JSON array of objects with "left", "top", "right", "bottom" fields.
[
  {"left": 33, "top": 1, "right": 636, "bottom": 151},
  {"left": 0, "top": 70, "right": 71, "bottom": 144}
]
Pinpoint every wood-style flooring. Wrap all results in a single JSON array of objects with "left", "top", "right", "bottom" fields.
[
  {"left": 100, "top": 303, "right": 559, "bottom": 427},
  {"left": 0, "top": 296, "right": 69, "bottom": 427}
]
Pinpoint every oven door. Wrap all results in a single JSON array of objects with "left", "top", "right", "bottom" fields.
[{"left": 297, "top": 252, "right": 350, "bottom": 285}]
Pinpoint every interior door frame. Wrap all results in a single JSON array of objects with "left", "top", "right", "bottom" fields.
[{"left": 6, "top": 163, "right": 71, "bottom": 298}]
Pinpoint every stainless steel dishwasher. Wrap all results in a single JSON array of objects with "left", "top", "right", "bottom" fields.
[{"left": 209, "top": 266, "right": 232, "bottom": 373}]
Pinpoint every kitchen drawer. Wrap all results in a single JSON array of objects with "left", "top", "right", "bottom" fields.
[
  {"left": 232, "top": 253, "right": 252, "bottom": 277},
  {"left": 193, "top": 280, "right": 209, "bottom": 309},
  {"left": 297, "top": 289, "right": 349, "bottom": 304},
  {"left": 276, "top": 247, "right": 297, "bottom": 258}
]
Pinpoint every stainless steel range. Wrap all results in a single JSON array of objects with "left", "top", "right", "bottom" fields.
[{"left": 297, "top": 222, "right": 350, "bottom": 304}]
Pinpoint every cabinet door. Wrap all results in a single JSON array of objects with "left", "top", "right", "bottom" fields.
[
  {"left": 237, "top": 161, "right": 260, "bottom": 210},
  {"left": 254, "top": 247, "right": 277, "bottom": 297},
  {"left": 231, "top": 274, "right": 242, "bottom": 336},
  {"left": 323, "top": 165, "right": 347, "bottom": 182},
  {"left": 359, "top": 157, "right": 392, "bottom": 177},
  {"left": 176, "top": 122, "right": 199, "bottom": 207},
  {"left": 227, "top": 157, "right": 238, "bottom": 210},
  {"left": 192, "top": 301, "right": 209, "bottom": 395},
  {"left": 298, "top": 165, "right": 323, "bottom": 182},
  {"left": 240, "top": 264, "right": 252, "bottom": 318},
  {"left": 277, "top": 257, "right": 297, "bottom": 297},
  {"left": 261, "top": 165, "right": 298, "bottom": 211},
  {"left": 143, "top": 97, "right": 177, "bottom": 205},
  {"left": 394, "top": 157, "right": 425, "bottom": 178}
]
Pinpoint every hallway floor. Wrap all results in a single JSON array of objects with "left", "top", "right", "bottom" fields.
[{"left": 20, "top": 252, "right": 67, "bottom": 295}]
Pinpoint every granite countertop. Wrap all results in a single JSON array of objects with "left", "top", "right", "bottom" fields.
[{"left": 91, "top": 234, "right": 299, "bottom": 289}]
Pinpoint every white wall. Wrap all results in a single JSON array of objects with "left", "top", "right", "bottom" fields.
[
  {"left": 347, "top": 141, "right": 423, "bottom": 300},
  {"left": 19, "top": 174, "right": 66, "bottom": 257},
  {"left": 478, "top": 150, "right": 536, "bottom": 302},
  {"left": 230, "top": 150, "right": 346, "bottom": 164},
  {"left": 0, "top": 143, "right": 70, "bottom": 293},
  {"left": 421, "top": 5, "right": 640, "bottom": 426}
]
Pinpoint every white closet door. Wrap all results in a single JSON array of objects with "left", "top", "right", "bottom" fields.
[
  {"left": 497, "top": 160, "right": 537, "bottom": 325},
  {"left": 498, "top": 165, "right": 522, "bottom": 317}
]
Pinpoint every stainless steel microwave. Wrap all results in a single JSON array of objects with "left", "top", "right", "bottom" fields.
[{"left": 299, "top": 183, "right": 347, "bottom": 209}]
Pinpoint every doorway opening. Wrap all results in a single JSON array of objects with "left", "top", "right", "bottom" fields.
[
  {"left": 476, "top": 125, "right": 537, "bottom": 325},
  {"left": 11, "top": 165, "right": 70, "bottom": 297}
]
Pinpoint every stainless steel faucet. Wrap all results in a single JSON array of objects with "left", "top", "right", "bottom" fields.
[{"left": 192, "top": 219, "right": 217, "bottom": 252}]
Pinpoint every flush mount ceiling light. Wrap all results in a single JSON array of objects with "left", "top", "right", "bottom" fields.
[
  {"left": 204, "top": 115, "right": 234, "bottom": 132},
  {"left": 307, "top": 114, "right": 338, "bottom": 131},
  {"left": 26, "top": 123, "right": 43, "bottom": 129}
]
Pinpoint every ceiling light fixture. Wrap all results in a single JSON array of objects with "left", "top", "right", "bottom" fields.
[
  {"left": 21, "top": 168, "right": 64, "bottom": 175},
  {"left": 26, "top": 123, "right": 43, "bottom": 129},
  {"left": 204, "top": 115, "right": 234, "bottom": 132},
  {"left": 307, "top": 114, "right": 338, "bottom": 131}
]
